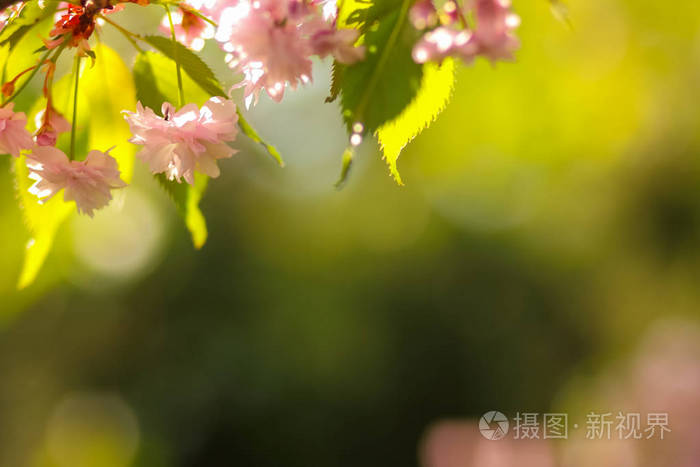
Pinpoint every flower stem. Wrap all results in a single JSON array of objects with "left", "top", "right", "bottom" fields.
[
  {"left": 179, "top": 5, "right": 218, "bottom": 28},
  {"left": 0, "top": 48, "right": 52, "bottom": 108},
  {"left": 165, "top": 5, "right": 185, "bottom": 107},
  {"left": 70, "top": 55, "right": 81, "bottom": 161}
]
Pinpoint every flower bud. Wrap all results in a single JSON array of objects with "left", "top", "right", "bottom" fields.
[
  {"left": 410, "top": 0, "right": 438, "bottom": 30},
  {"left": 2, "top": 81, "right": 14, "bottom": 98}
]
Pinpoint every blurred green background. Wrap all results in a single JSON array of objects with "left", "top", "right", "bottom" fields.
[{"left": 1, "top": 0, "right": 700, "bottom": 465}]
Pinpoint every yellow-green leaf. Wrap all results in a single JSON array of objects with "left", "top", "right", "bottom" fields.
[
  {"left": 376, "top": 58, "right": 455, "bottom": 185},
  {"left": 185, "top": 173, "right": 208, "bottom": 249},
  {"left": 81, "top": 43, "right": 137, "bottom": 182},
  {"left": 14, "top": 156, "right": 73, "bottom": 289},
  {"left": 337, "top": 0, "right": 370, "bottom": 27}
]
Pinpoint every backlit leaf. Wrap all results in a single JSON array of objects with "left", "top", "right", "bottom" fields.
[
  {"left": 0, "top": 1, "right": 57, "bottom": 49},
  {"left": 155, "top": 173, "right": 209, "bottom": 249},
  {"left": 144, "top": 35, "right": 226, "bottom": 98},
  {"left": 339, "top": 0, "right": 423, "bottom": 133},
  {"left": 376, "top": 59, "right": 455, "bottom": 185},
  {"left": 133, "top": 51, "right": 209, "bottom": 108},
  {"left": 14, "top": 156, "right": 73, "bottom": 289},
  {"left": 81, "top": 43, "right": 137, "bottom": 182}
]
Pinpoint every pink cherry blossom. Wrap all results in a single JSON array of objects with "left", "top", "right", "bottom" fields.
[
  {"left": 471, "top": 0, "right": 520, "bottom": 63},
  {"left": 310, "top": 27, "right": 365, "bottom": 64},
  {"left": 34, "top": 106, "right": 71, "bottom": 147},
  {"left": 0, "top": 103, "right": 34, "bottom": 157},
  {"left": 123, "top": 97, "right": 238, "bottom": 185},
  {"left": 26, "top": 146, "right": 127, "bottom": 217},
  {"left": 216, "top": 0, "right": 364, "bottom": 105},
  {"left": 412, "top": 0, "right": 519, "bottom": 65},
  {"left": 159, "top": 1, "right": 218, "bottom": 52},
  {"left": 409, "top": 0, "right": 438, "bottom": 30},
  {"left": 217, "top": 0, "right": 313, "bottom": 105},
  {"left": 412, "top": 27, "right": 475, "bottom": 64}
]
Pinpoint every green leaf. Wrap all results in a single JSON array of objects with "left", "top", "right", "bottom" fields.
[
  {"left": 14, "top": 156, "right": 73, "bottom": 290},
  {"left": 376, "top": 58, "right": 455, "bottom": 185},
  {"left": 337, "top": 0, "right": 367, "bottom": 26},
  {"left": 132, "top": 52, "right": 168, "bottom": 111},
  {"left": 325, "top": 61, "right": 344, "bottom": 103},
  {"left": 334, "top": 147, "right": 354, "bottom": 188},
  {"left": 133, "top": 52, "right": 177, "bottom": 111},
  {"left": 0, "top": 1, "right": 57, "bottom": 48},
  {"left": 14, "top": 44, "right": 136, "bottom": 289},
  {"left": 1, "top": 24, "right": 34, "bottom": 50},
  {"left": 81, "top": 43, "right": 137, "bottom": 181},
  {"left": 236, "top": 109, "right": 284, "bottom": 167},
  {"left": 14, "top": 74, "right": 74, "bottom": 290},
  {"left": 339, "top": 0, "right": 423, "bottom": 134},
  {"left": 144, "top": 35, "right": 226, "bottom": 98},
  {"left": 133, "top": 51, "right": 210, "bottom": 107},
  {"left": 155, "top": 173, "right": 209, "bottom": 249},
  {"left": 0, "top": 5, "right": 55, "bottom": 84}
]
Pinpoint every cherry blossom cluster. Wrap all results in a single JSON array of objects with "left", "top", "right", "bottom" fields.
[
  {"left": 0, "top": 0, "right": 522, "bottom": 220},
  {"left": 214, "top": 0, "right": 364, "bottom": 105},
  {"left": 160, "top": 0, "right": 365, "bottom": 105},
  {"left": 410, "top": 0, "right": 520, "bottom": 65},
  {"left": 0, "top": 0, "right": 369, "bottom": 217}
]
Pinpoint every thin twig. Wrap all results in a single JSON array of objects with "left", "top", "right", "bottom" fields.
[
  {"left": 165, "top": 5, "right": 185, "bottom": 107},
  {"left": 69, "top": 55, "right": 81, "bottom": 160}
]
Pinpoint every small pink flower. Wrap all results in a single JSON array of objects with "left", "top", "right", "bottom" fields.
[
  {"left": 26, "top": 146, "right": 127, "bottom": 217},
  {"left": 310, "top": 27, "right": 365, "bottom": 64},
  {"left": 471, "top": 0, "right": 520, "bottom": 63},
  {"left": 34, "top": 106, "right": 71, "bottom": 147},
  {"left": 123, "top": 97, "right": 238, "bottom": 185},
  {"left": 412, "top": 27, "right": 474, "bottom": 64},
  {"left": 412, "top": 0, "right": 519, "bottom": 65},
  {"left": 409, "top": 0, "right": 438, "bottom": 30},
  {"left": 441, "top": 0, "right": 461, "bottom": 25},
  {"left": 159, "top": 3, "right": 216, "bottom": 51},
  {"left": 0, "top": 103, "right": 34, "bottom": 157}
]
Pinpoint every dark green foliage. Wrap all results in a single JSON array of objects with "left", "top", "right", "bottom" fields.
[
  {"left": 339, "top": 0, "right": 423, "bottom": 134},
  {"left": 132, "top": 52, "right": 170, "bottom": 113}
]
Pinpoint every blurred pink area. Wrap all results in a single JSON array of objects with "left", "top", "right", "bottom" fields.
[
  {"left": 419, "top": 320, "right": 700, "bottom": 467},
  {"left": 420, "top": 420, "right": 555, "bottom": 467}
]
